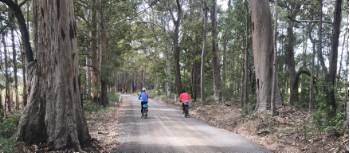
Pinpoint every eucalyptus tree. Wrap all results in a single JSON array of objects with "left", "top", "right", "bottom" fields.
[
  {"left": 2, "top": 0, "right": 92, "bottom": 150},
  {"left": 250, "top": 0, "right": 274, "bottom": 111}
]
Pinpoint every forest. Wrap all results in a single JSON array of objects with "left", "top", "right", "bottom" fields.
[{"left": 0, "top": 0, "right": 348, "bottom": 152}]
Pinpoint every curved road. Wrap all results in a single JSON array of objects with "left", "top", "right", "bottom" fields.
[{"left": 114, "top": 95, "right": 269, "bottom": 153}]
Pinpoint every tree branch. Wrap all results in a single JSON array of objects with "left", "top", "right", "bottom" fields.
[
  {"left": 290, "top": 18, "right": 332, "bottom": 24},
  {"left": 0, "top": 0, "right": 34, "bottom": 62},
  {"left": 19, "top": 0, "right": 29, "bottom": 7}
]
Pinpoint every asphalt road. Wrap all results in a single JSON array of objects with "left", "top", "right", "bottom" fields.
[{"left": 114, "top": 94, "right": 270, "bottom": 153}]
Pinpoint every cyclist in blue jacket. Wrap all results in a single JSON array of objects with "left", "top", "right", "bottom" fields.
[{"left": 138, "top": 88, "right": 149, "bottom": 114}]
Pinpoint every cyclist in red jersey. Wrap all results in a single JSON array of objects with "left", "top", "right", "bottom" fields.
[{"left": 179, "top": 90, "right": 191, "bottom": 118}]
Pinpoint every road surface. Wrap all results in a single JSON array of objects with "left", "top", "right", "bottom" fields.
[{"left": 114, "top": 95, "right": 269, "bottom": 153}]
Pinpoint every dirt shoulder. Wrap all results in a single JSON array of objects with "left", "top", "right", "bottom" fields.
[
  {"left": 86, "top": 102, "right": 120, "bottom": 152},
  {"left": 156, "top": 97, "right": 348, "bottom": 153}
]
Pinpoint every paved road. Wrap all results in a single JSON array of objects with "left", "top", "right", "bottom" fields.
[{"left": 114, "top": 95, "right": 269, "bottom": 153}]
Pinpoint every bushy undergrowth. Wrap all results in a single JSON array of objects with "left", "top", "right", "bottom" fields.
[
  {"left": 0, "top": 114, "right": 19, "bottom": 138},
  {"left": 84, "top": 92, "right": 120, "bottom": 113},
  {"left": 0, "top": 114, "right": 20, "bottom": 153}
]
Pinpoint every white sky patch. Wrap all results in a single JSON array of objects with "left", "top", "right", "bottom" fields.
[{"left": 217, "top": 0, "right": 229, "bottom": 11}]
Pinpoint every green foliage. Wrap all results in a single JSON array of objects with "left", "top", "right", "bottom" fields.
[
  {"left": 108, "top": 92, "right": 120, "bottom": 104},
  {"left": 326, "top": 112, "right": 346, "bottom": 132},
  {"left": 0, "top": 114, "right": 19, "bottom": 153},
  {"left": 84, "top": 101, "right": 106, "bottom": 113},
  {"left": 313, "top": 95, "right": 346, "bottom": 132},
  {"left": 0, "top": 137, "right": 16, "bottom": 153},
  {"left": 84, "top": 92, "right": 120, "bottom": 112},
  {"left": 0, "top": 114, "right": 19, "bottom": 138}
]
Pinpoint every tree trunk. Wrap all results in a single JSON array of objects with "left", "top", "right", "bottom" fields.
[
  {"left": 0, "top": 34, "right": 3, "bottom": 117},
  {"left": 307, "top": 20, "right": 317, "bottom": 112},
  {"left": 0, "top": 94, "right": 2, "bottom": 119},
  {"left": 11, "top": 18, "right": 19, "bottom": 110},
  {"left": 210, "top": 0, "right": 222, "bottom": 102},
  {"left": 22, "top": 38, "right": 27, "bottom": 108},
  {"left": 250, "top": 0, "right": 274, "bottom": 112},
  {"left": 286, "top": 20, "right": 298, "bottom": 105},
  {"left": 222, "top": 38, "right": 227, "bottom": 98},
  {"left": 326, "top": 0, "right": 342, "bottom": 117},
  {"left": 16, "top": 0, "right": 90, "bottom": 150},
  {"left": 317, "top": 0, "right": 327, "bottom": 73},
  {"left": 191, "top": 58, "right": 201, "bottom": 101},
  {"left": 241, "top": 0, "right": 249, "bottom": 113},
  {"left": 100, "top": 80, "right": 108, "bottom": 106},
  {"left": 99, "top": 0, "right": 108, "bottom": 106},
  {"left": 271, "top": 0, "right": 278, "bottom": 115},
  {"left": 200, "top": 0, "right": 208, "bottom": 102},
  {"left": 309, "top": 30, "right": 316, "bottom": 112},
  {"left": 90, "top": 0, "right": 101, "bottom": 103},
  {"left": 173, "top": 0, "right": 182, "bottom": 95},
  {"left": 2, "top": 32, "right": 11, "bottom": 113},
  {"left": 22, "top": 0, "right": 29, "bottom": 107}
]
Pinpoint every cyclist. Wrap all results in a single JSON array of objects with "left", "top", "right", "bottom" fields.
[
  {"left": 179, "top": 90, "right": 191, "bottom": 118},
  {"left": 138, "top": 88, "right": 149, "bottom": 117}
]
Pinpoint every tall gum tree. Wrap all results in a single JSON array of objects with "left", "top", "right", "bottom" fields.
[
  {"left": 210, "top": 0, "right": 222, "bottom": 102},
  {"left": 250, "top": 0, "right": 274, "bottom": 112},
  {"left": 326, "top": 0, "right": 342, "bottom": 117},
  {"left": 10, "top": 0, "right": 91, "bottom": 150}
]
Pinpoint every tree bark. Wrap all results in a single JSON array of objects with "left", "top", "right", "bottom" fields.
[
  {"left": 0, "top": 33, "right": 3, "bottom": 118},
  {"left": 90, "top": 0, "right": 101, "bottom": 103},
  {"left": 241, "top": 0, "right": 249, "bottom": 113},
  {"left": 271, "top": 0, "right": 278, "bottom": 115},
  {"left": 191, "top": 56, "right": 201, "bottom": 102},
  {"left": 309, "top": 27, "right": 316, "bottom": 112},
  {"left": 286, "top": 20, "right": 298, "bottom": 105},
  {"left": 200, "top": 0, "right": 208, "bottom": 102},
  {"left": 22, "top": 0, "right": 29, "bottom": 107},
  {"left": 16, "top": 0, "right": 90, "bottom": 150},
  {"left": 171, "top": 0, "right": 182, "bottom": 95},
  {"left": 99, "top": 0, "right": 108, "bottom": 106},
  {"left": 317, "top": 0, "right": 327, "bottom": 74},
  {"left": 2, "top": 32, "right": 11, "bottom": 113},
  {"left": 210, "top": 0, "right": 222, "bottom": 102},
  {"left": 326, "top": 0, "right": 342, "bottom": 117},
  {"left": 250, "top": 0, "right": 274, "bottom": 112},
  {"left": 11, "top": 16, "right": 19, "bottom": 110}
]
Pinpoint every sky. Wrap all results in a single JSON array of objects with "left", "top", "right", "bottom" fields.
[{"left": 217, "top": 0, "right": 229, "bottom": 11}]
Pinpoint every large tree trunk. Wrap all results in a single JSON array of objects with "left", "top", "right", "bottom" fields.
[
  {"left": 172, "top": 0, "right": 182, "bottom": 95},
  {"left": 200, "top": 0, "right": 208, "bottom": 102},
  {"left": 241, "top": 0, "right": 249, "bottom": 112},
  {"left": 99, "top": 0, "right": 108, "bottom": 106},
  {"left": 286, "top": 20, "right": 298, "bottom": 105},
  {"left": 326, "top": 0, "right": 342, "bottom": 117},
  {"left": 210, "top": 0, "right": 222, "bottom": 102},
  {"left": 90, "top": 0, "right": 101, "bottom": 103},
  {"left": 250, "top": 0, "right": 274, "bottom": 112},
  {"left": 16, "top": 0, "right": 90, "bottom": 150}
]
